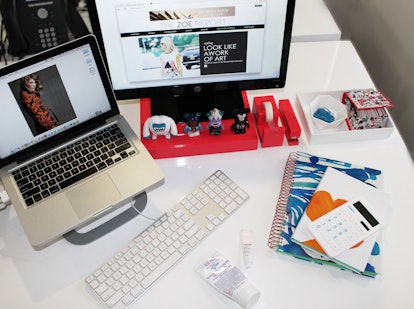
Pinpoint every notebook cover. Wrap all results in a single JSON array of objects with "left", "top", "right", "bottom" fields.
[
  {"left": 267, "top": 151, "right": 383, "bottom": 277},
  {"left": 291, "top": 167, "right": 388, "bottom": 274}
]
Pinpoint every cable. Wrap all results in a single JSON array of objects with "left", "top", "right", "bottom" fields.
[
  {"left": 0, "top": 21, "right": 8, "bottom": 66},
  {"left": 0, "top": 183, "right": 11, "bottom": 211},
  {"left": 131, "top": 203, "right": 158, "bottom": 222}
]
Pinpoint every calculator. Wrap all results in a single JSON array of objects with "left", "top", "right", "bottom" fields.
[{"left": 307, "top": 197, "right": 384, "bottom": 258}]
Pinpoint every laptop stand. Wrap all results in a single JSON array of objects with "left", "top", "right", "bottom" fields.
[{"left": 63, "top": 192, "right": 147, "bottom": 245}]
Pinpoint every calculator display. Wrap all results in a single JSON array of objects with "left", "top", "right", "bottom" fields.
[{"left": 353, "top": 201, "right": 379, "bottom": 228}]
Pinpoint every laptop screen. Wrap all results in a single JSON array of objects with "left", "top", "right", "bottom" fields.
[{"left": 0, "top": 36, "right": 114, "bottom": 163}]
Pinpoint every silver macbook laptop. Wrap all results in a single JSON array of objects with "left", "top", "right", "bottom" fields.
[{"left": 0, "top": 35, "right": 164, "bottom": 250}]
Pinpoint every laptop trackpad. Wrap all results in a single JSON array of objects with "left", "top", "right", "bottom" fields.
[{"left": 67, "top": 174, "right": 121, "bottom": 219}]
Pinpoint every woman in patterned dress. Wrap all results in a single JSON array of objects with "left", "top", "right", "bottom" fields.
[{"left": 20, "top": 74, "right": 58, "bottom": 133}]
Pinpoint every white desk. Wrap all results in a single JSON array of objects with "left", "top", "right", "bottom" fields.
[
  {"left": 1, "top": 41, "right": 413, "bottom": 309},
  {"left": 291, "top": 0, "right": 341, "bottom": 42}
]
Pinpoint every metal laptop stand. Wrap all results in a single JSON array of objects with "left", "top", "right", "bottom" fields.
[{"left": 63, "top": 192, "right": 147, "bottom": 245}]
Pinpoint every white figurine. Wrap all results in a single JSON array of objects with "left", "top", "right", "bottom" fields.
[{"left": 143, "top": 115, "right": 178, "bottom": 140}]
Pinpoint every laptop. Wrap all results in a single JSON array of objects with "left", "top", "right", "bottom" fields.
[{"left": 0, "top": 35, "right": 164, "bottom": 250}]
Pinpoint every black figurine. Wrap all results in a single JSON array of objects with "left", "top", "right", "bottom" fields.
[{"left": 231, "top": 108, "right": 250, "bottom": 134}]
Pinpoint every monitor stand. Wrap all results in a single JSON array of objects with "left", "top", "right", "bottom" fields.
[{"left": 63, "top": 192, "right": 147, "bottom": 245}]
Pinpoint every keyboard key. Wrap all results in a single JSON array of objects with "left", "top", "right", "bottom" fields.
[{"left": 59, "top": 166, "right": 98, "bottom": 189}]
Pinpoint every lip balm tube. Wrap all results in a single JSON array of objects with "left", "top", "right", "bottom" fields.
[
  {"left": 241, "top": 229, "right": 254, "bottom": 269},
  {"left": 195, "top": 251, "right": 260, "bottom": 309}
]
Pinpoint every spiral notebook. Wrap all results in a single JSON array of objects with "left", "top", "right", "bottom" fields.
[{"left": 268, "top": 151, "right": 384, "bottom": 277}]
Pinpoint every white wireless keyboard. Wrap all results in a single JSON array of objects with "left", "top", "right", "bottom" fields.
[{"left": 85, "top": 170, "right": 249, "bottom": 308}]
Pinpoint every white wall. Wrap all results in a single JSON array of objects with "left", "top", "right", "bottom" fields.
[{"left": 324, "top": 0, "right": 414, "bottom": 159}]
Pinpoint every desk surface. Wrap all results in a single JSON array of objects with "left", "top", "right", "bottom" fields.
[
  {"left": 1, "top": 41, "right": 413, "bottom": 309},
  {"left": 291, "top": 0, "right": 341, "bottom": 42}
]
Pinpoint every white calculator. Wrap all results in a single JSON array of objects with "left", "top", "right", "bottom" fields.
[{"left": 307, "top": 197, "right": 384, "bottom": 258}]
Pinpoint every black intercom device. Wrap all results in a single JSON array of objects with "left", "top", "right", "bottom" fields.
[{"left": 0, "top": 0, "right": 89, "bottom": 57}]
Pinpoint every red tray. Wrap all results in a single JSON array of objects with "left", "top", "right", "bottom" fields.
[{"left": 140, "top": 91, "right": 258, "bottom": 159}]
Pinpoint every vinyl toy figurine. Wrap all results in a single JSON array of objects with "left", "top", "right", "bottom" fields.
[
  {"left": 206, "top": 108, "right": 224, "bottom": 136},
  {"left": 183, "top": 112, "right": 202, "bottom": 137},
  {"left": 142, "top": 115, "right": 178, "bottom": 140},
  {"left": 231, "top": 108, "right": 250, "bottom": 134}
]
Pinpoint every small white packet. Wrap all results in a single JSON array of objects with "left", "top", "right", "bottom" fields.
[{"left": 195, "top": 250, "right": 260, "bottom": 309}]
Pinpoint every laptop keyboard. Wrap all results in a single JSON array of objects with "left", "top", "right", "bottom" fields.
[
  {"left": 12, "top": 124, "right": 136, "bottom": 207},
  {"left": 85, "top": 170, "right": 249, "bottom": 309}
]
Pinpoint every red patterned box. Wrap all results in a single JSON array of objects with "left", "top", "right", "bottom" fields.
[{"left": 342, "top": 89, "right": 393, "bottom": 130}]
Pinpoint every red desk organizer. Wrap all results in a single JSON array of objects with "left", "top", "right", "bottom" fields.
[
  {"left": 252, "top": 96, "right": 286, "bottom": 147},
  {"left": 140, "top": 91, "right": 258, "bottom": 159}
]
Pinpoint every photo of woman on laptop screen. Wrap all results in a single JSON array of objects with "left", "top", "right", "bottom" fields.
[
  {"left": 8, "top": 65, "right": 77, "bottom": 136},
  {"left": 20, "top": 74, "right": 59, "bottom": 132}
]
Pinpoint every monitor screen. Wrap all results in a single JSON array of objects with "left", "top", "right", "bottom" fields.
[{"left": 88, "top": 0, "right": 295, "bottom": 121}]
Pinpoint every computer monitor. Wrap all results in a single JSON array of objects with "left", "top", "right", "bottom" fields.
[{"left": 87, "top": 0, "right": 295, "bottom": 122}]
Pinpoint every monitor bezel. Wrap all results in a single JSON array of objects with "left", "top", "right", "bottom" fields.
[{"left": 86, "top": 0, "right": 296, "bottom": 101}]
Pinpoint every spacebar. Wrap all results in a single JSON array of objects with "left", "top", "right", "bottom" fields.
[
  {"left": 141, "top": 251, "right": 182, "bottom": 289},
  {"left": 59, "top": 167, "right": 98, "bottom": 189}
]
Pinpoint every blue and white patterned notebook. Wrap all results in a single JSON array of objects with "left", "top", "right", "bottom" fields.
[{"left": 268, "top": 151, "right": 383, "bottom": 277}]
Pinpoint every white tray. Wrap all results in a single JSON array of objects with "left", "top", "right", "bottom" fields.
[{"left": 296, "top": 91, "right": 395, "bottom": 144}]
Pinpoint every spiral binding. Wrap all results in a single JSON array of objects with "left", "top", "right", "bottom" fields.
[{"left": 267, "top": 152, "right": 299, "bottom": 249}]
